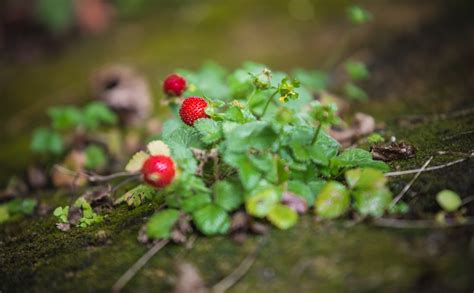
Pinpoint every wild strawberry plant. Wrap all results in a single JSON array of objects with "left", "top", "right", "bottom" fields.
[{"left": 114, "top": 62, "right": 395, "bottom": 240}]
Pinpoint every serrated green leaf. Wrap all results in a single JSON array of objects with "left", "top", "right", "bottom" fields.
[
  {"left": 315, "top": 181, "right": 350, "bottom": 219},
  {"left": 181, "top": 193, "right": 212, "bottom": 213},
  {"left": 331, "top": 148, "right": 389, "bottom": 172},
  {"left": 309, "top": 130, "right": 340, "bottom": 166},
  {"left": 436, "top": 190, "right": 462, "bottom": 212},
  {"left": 147, "top": 209, "right": 180, "bottom": 239},
  {"left": 192, "top": 204, "right": 230, "bottom": 236},
  {"left": 267, "top": 203, "right": 298, "bottom": 230},
  {"left": 116, "top": 184, "right": 159, "bottom": 207},
  {"left": 224, "top": 121, "right": 277, "bottom": 152},
  {"left": 162, "top": 125, "right": 202, "bottom": 173},
  {"left": 353, "top": 187, "right": 392, "bottom": 217},
  {"left": 246, "top": 186, "right": 280, "bottom": 218},
  {"left": 194, "top": 119, "right": 223, "bottom": 144},
  {"left": 213, "top": 180, "right": 243, "bottom": 211}
]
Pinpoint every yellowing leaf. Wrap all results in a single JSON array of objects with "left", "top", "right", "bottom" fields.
[
  {"left": 125, "top": 151, "right": 149, "bottom": 172},
  {"left": 147, "top": 140, "right": 171, "bottom": 156}
]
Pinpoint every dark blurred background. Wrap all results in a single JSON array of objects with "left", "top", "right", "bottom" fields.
[{"left": 0, "top": 0, "right": 468, "bottom": 182}]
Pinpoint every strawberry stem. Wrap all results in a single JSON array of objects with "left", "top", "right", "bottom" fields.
[
  {"left": 259, "top": 90, "right": 278, "bottom": 119},
  {"left": 311, "top": 123, "right": 322, "bottom": 145}
]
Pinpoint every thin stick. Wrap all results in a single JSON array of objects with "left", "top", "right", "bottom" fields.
[
  {"left": 441, "top": 130, "right": 474, "bottom": 141},
  {"left": 390, "top": 156, "right": 432, "bottom": 207},
  {"left": 373, "top": 217, "right": 474, "bottom": 229},
  {"left": 212, "top": 237, "right": 267, "bottom": 293},
  {"left": 54, "top": 165, "right": 139, "bottom": 182},
  {"left": 461, "top": 196, "right": 474, "bottom": 206},
  {"left": 111, "top": 239, "right": 169, "bottom": 293},
  {"left": 385, "top": 154, "right": 472, "bottom": 177}
]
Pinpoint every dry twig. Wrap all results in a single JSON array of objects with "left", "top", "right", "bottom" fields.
[
  {"left": 390, "top": 156, "right": 433, "bottom": 207},
  {"left": 385, "top": 153, "right": 472, "bottom": 177},
  {"left": 211, "top": 237, "right": 267, "bottom": 293},
  {"left": 111, "top": 240, "right": 169, "bottom": 292}
]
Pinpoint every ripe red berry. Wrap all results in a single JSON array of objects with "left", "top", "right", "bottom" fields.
[
  {"left": 179, "top": 96, "right": 209, "bottom": 126},
  {"left": 163, "top": 74, "right": 187, "bottom": 96},
  {"left": 141, "top": 155, "right": 176, "bottom": 188}
]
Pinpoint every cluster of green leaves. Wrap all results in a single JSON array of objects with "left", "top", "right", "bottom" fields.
[
  {"left": 31, "top": 101, "right": 117, "bottom": 161},
  {"left": 121, "top": 62, "right": 394, "bottom": 241},
  {"left": 53, "top": 198, "right": 103, "bottom": 228},
  {"left": 0, "top": 199, "right": 37, "bottom": 224}
]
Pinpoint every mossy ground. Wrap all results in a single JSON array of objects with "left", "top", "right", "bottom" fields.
[{"left": 1, "top": 1, "right": 474, "bottom": 292}]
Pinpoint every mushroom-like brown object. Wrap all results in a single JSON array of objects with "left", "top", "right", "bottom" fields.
[{"left": 90, "top": 65, "right": 153, "bottom": 126}]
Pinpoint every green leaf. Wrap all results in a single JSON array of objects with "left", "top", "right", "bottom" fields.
[
  {"left": 213, "top": 180, "right": 243, "bottom": 211},
  {"left": 345, "top": 61, "right": 369, "bottom": 81},
  {"left": 224, "top": 105, "right": 256, "bottom": 123},
  {"left": 47, "top": 106, "right": 82, "bottom": 130},
  {"left": 53, "top": 206, "right": 69, "bottom": 223},
  {"left": 116, "top": 184, "right": 159, "bottom": 207},
  {"left": 367, "top": 133, "right": 384, "bottom": 144},
  {"left": 436, "top": 190, "right": 462, "bottom": 212},
  {"left": 267, "top": 203, "right": 298, "bottom": 230},
  {"left": 347, "top": 5, "right": 372, "bottom": 25},
  {"left": 31, "top": 127, "right": 64, "bottom": 155},
  {"left": 308, "top": 180, "right": 327, "bottom": 198},
  {"left": 309, "top": 130, "right": 340, "bottom": 166},
  {"left": 162, "top": 125, "right": 202, "bottom": 173},
  {"left": 7, "top": 199, "right": 37, "bottom": 215},
  {"left": 147, "top": 209, "right": 181, "bottom": 239},
  {"left": 36, "top": 0, "right": 74, "bottom": 32},
  {"left": 344, "top": 82, "right": 369, "bottom": 101},
  {"left": 345, "top": 168, "right": 387, "bottom": 190},
  {"left": 82, "top": 102, "right": 118, "bottom": 130},
  {"left": 181, "top": 193, "right": 212, "bottom": 213},
  {"left": 224, "top": 154, "right": 261, "bottom": 191},
  {"left": 194, "top": 119, "right": 223, "bottom": 144},
  {"left": 353, "top": 187, "right": 392, "bottom": 217},
  {"left": 84, "top": 145, "right": 107, "bottom": 170},
  {"left": 224, "top": 121, "right": 277, "bottom": 152},
  {"left": 246, "top": 186, "right": 280, "bottom": 218},
  {"left": 388, "top": 202, "right": 409, "bottom": 215},
  {"left": 290, "top": 141, "right": 311, "bottom": 162},
  {"left": 314, "top": 181, "right": 350, "bottom": 219},
  {"left": 331, "top": 148, "right": 389, "bottom": 172},
  {"left": 192, "top": 204, "right": 231, "bottom": 235},
  {"left": 288, "top": 180, "right": 314, "bottom": 206}
]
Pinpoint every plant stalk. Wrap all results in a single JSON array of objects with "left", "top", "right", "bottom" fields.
[{"left": 259, "top": 90, "right": 278, "bottom": 119}]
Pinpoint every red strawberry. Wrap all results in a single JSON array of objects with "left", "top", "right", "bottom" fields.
[
  {"left": 179, "top": 96, "right": 209, "bottom": 126},
  {"left": 163, "top": 74, "right": 187, "bottom": 96},
  {"left": 141, "top": 155, "right": 176, "bottom": 188}
]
